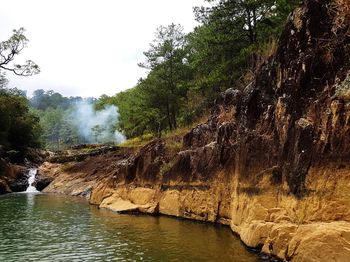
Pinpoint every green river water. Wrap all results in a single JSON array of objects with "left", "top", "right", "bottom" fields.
[{"left": 0, "top": 193, "right": 262, "bottom": 261}]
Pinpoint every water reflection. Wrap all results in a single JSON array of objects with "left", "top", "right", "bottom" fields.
[
  {"left": 0, "top": 194, "right": 262, "bottom": 262},
  {"left": 25, "top": 192, "right": 36, "bottom": 208}
]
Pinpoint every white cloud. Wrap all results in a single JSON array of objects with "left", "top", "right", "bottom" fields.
[{"left": 0, "top": 0, "right": 204, "bottom": 97}]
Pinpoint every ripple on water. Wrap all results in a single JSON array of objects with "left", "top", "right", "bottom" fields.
[{"left": 0, "top": 193, "right": 262, "bottom": 262}]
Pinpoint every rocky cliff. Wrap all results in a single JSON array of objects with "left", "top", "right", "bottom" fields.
[{"left": 41, "top": 0, "right": 350, "bottom": 261}]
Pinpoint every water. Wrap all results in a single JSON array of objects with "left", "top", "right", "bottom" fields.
[
  {"left": 25, "top": 169, "right": 39, "bottom": 193},
  {"left": 0, "top": 194, "right": 262, "bottom": 261}
]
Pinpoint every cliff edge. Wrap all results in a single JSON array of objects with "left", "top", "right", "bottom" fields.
[{"left": 42, "top": 0, "right": 350, "bottom": 261}]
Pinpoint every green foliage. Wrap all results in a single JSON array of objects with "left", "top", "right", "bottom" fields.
[
  {"left": 119, "top": 133, "right": 155, "bottom": 148},
  {"left": 30, "top": 89, "right": 84, "bottom": 110},
  {"left": 0, "top": 90, "right": 41, "bottom": 152},
  {"left": 96, "top": 1, "right": 298, "bottom": 140},
  {"left": 97, "top": 87, "right": 157, "bottom": 138},
  {"left": 159, "top": 161, "right": 173, "bottom": 176},
  {"left": 32, "top": 90, "right": 120, "bottom": 151},
  {"left": 97, "top": 24, "right": 195, "bottom": 138},
  {"left": 32, "top": 107, "right": 81, "bottom": 151},
  {"left": 190, "top": 0, "right": 298, "bottom": 96},
  {"left": 139, "top": 23, "right": 193, "bottom": 132}
]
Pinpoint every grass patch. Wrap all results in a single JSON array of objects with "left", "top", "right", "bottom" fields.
[
  {"left": 163, "top": 114, "right": 209, "bottom": 139},
  {"left": 163, "top": 126, "right": 192, "bottom": 139},
  {"left": 119, "top": 133, "right": 155, "bottom": 148},
  {"left": 119, "top": 114, "right": 209, "bottom": 148},
  {"left": 165, "top": 139, "right": 183, "bottom": 154},
  {"left": 159, "top": 160, "right": 176, "bottom": 176},
  {"left": 61, "top": 162, "right": 75, "bottom": 172}
]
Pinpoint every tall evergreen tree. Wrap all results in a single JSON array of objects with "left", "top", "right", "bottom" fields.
[{"left": 139, "top": 23, "right": 192, "bottom": 131}]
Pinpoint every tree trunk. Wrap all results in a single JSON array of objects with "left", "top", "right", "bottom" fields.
[
  {"left": 171, "top": 106, "right": 177, "bottom": 130},
  {"left": 166, "top": 100, "right": 173, "bottom": 130}
]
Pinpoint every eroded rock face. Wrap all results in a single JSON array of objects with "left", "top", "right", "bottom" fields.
[
  {"left": 0, "top": 160, "right": 31, "bottom": 193},
  {"left": 41, "top": 0, "right": 350, "bottom": 261},
  {"left": 9, "top": 166, "right": 29, "bottom": 192}
]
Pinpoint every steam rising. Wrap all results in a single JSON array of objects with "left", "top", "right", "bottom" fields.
[{"left": 69, "top": 102, "right": 125, "bottom": 144}]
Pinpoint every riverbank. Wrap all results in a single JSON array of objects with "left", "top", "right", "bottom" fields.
[
  {"left": 3, "top": 0, "right": 348, "bottom": 260},
  {"left": 40, "top": 142, "right": 350, "bottom": 261}
]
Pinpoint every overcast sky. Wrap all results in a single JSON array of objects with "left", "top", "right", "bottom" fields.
[{"left": 0, "top": 0, "right": 204, "bottom": 98}]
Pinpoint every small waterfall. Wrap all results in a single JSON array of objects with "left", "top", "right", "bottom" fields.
[{"left": 26, "top": 168, "right": 39, "bottom": 193}]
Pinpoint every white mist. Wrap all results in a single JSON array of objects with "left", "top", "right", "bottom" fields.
[{"left": 68, "top": 102, "right": 125, "bottom": 144}]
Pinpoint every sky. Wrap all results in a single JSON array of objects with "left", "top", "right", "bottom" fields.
[{"left": 0, "top": 0, "right": 205, "bottom": 98}]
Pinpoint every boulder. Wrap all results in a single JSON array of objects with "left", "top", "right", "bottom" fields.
[
  {"left": 9, "top": 166, "right": 28, "bottom": 192},
  {"left": 33, "top": 174, "right": 54, "bottom": 191}
]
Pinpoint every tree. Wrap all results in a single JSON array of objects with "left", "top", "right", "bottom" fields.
[
  {"left": 91, "top": 125, "right": 106, "bottom": 143},
  {"left": 0, "top": 28, "right": 40, "bottom": 76},
  {"left": 33, "top": 105, "right": 83, "bottom": 151},
  {"left": 30, "top": 89, "right": 79, "bottom": 110},
  {"left": 96, "top": 87, "right": 162, "bottom": 139},
  {"left": 0, "top": 72, "right": 8, "bottom": 88},
  {"left": 94, "top": 2, "right": 300, "bottom": 141},
  {"left": 0, "top": 87, "right": 26, "bottom": 97},
  {"left": 139, "top": 23, "right": 192, "bottom": 131},
  {"left": 190, "top": 0, "right": 298, "bottom": 97},
  {"left": 0, "top": 28, "right": 41, "bottom": 156},
  {"left": 38, "top": 108, "right": 64, "bottom": 151},
  {"left": 0, "top": 92, "right": 41, "bottom": 152},
  {"left": 195, "top": 0, "right": 297, "bottom": 45}
]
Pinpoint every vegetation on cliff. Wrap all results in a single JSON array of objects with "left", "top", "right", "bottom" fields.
[{"left": 96, "top": 0, "right": 298, "bottom": 139}]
